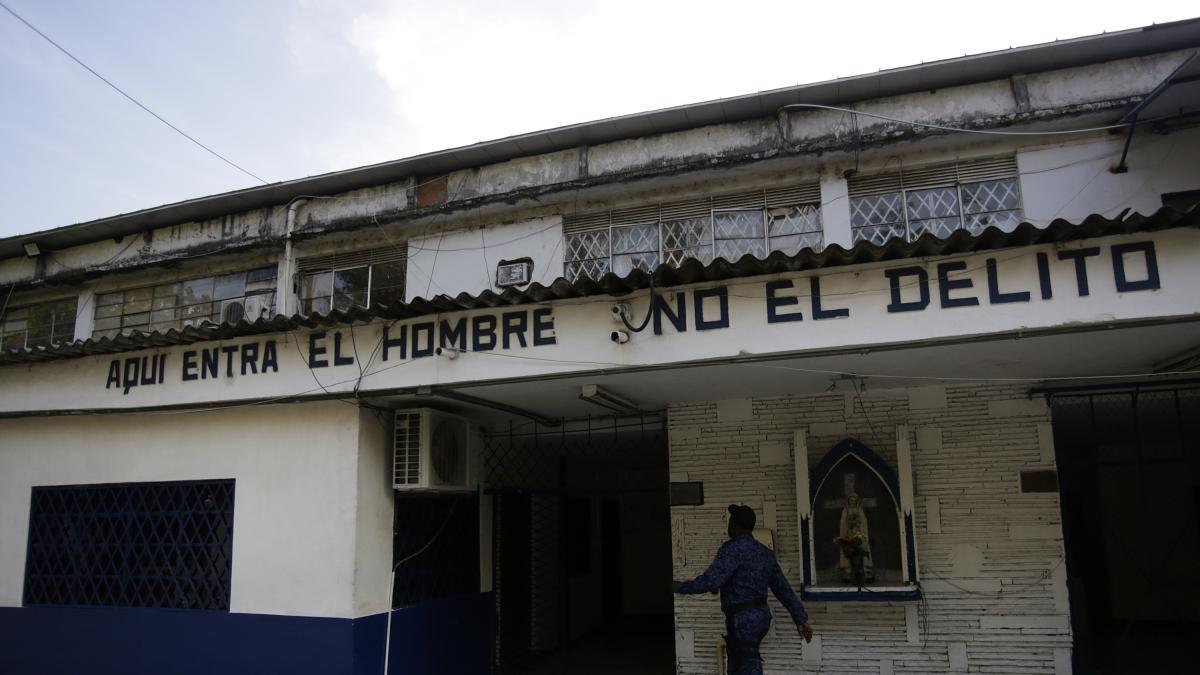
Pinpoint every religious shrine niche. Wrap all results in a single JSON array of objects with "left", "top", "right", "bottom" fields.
[
  {"left": 813, "top": 456, "right": 902, "bottom": 586},
  {"left": 796, "top": 435, "right": 920, "bottom": 601}
]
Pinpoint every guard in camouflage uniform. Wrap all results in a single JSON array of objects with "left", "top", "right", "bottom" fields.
[{"left": 673, "top": 504, "right": 813, "bottom": 675}]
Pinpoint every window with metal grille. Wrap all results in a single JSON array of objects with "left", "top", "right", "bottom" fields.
[
  {"left": 392, "top": 493, "right": 479, "bottom": 608},
  {"left": 297, "top": 246, "right": 406, "bottom": 314},
  {"left": 563, "top": 183, "right": 821, "bottom": 282},
  {"left": 92, "top": 267, "right": 277, "bottom": 339},
  {"left": 23, "top": 479, "right": 235, "bottom": 611},
  {"left": 848, "top": 157, "right": 1022, "bottom": 245},
  {"left": 0, "top": 297, "right": 77, "bottom": 350}
]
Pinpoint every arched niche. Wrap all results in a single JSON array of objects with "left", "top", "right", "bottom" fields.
[{"left": 798, "top": 437, "right": 919, "bottom": 600}]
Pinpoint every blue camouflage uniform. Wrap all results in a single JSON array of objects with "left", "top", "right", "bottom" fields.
[{"left": 677, "top": 533, "right": 808, "bottom": 675}]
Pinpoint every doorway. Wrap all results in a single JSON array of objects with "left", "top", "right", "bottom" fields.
[
  {"left": 486, "top": 421, "right": 675, "bottom": 674},
  {"left": 1051, "top": 386, "right": 1200, "bottom": 674}
]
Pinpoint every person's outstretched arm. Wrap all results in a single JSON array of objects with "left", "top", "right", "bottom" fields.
[
  {"left": 768, "top": 557, "right": 813, "bottom": 642},
  {"left": 674, "top": 542, "right": 737, "bottom": 594}
]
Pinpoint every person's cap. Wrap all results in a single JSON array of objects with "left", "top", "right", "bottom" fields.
[{"left": 727, "top": 504, "right": 756, "bottom": 530}]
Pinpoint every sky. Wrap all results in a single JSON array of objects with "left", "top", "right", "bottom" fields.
[{"left": 0, "top": 0, "right": 1196, "bottom": 237}]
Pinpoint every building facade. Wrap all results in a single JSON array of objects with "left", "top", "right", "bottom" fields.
[{"left": 1, "top": 20, "right": 1199, "bottom": 675}]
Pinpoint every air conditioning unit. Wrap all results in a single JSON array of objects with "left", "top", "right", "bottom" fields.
[
  {"left": 221, "top": 300, "right": 247, "bottom": 324},
  {"left": 393, "top": 408, "right": 477, "bottom": 492}
]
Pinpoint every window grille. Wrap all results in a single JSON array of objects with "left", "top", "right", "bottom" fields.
[
  {"left": 92, "top": 267, "right": 277, "bottom": 339},
  {"left": 392, "top": 494, "right": 479, "bottom": 608},
  {"left": 0, "top": 297, "right": 77, "bottom": 350},
  {"left": 848, "top": 156, "right": 1022, "bottom": 245},
  {"left": 296, "top": 245, "right": 407, "bottom": 314},
  {"left": 23, "top": 479, "right": 235, "bottom": 611},
  {"left": 563, "top": 183, "right": 821, "bottom": 282}
]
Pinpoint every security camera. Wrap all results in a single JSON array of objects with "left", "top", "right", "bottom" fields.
[
  {"left": 610, "top": 330, "right": 630, "bottom": 344},
  {"left": 611, "top": 302, "right": 632, "bottom": 324},
  {"left": 435, "top": 346, "right": 459, "bottom": 360}
]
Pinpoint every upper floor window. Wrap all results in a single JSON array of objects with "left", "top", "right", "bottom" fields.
[
  {"left": 93, "top": 266, "right": 277, "bottom": 339},
  {"left": 848, "top": 157, "right": 1022, "bottom": 246},
  {"left": 0, "top": 297, "right": 77, "bottom": 350},
  {"left": 297, "top": 246, "right": 407, "bottom": 314},
  {"left": 563, "top": 183, "right": 822, "bottom": 282}
]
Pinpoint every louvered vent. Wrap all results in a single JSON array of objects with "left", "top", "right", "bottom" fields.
[
  {"left": 297, "top": 245, "right": 407, "bottom": 272},
  {"left": 562, "top": 211, "right": 611, "bottom": 235},
  {"left": 562, "top": 182, "right": 820, "bottom": 230},
  {"left": 711, "top": 190, "right": 765, "bottom": 211},
  {"left": 659, "top": 198, "right": 710, "bottom": 221},
  {"left": 848, "top": 156, "right": 1018, "bottom": 197},
  {"left": 610, "top": 204, "right": 660, "bottom": 227},
  {"left": 955, "top": 156, "right": 1019, "bottom": 183},
  {"left": 765, "top": 183, "right": 821, "bottom": 207},
  {"left": 394, "top": 410, "right": 423, "bottom": 488}
]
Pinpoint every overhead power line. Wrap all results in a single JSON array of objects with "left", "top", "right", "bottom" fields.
[{"left": 0, "top": 1, "right": 270, "bottom": 185}]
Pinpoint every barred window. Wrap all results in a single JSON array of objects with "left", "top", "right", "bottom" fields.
[
  {"left": 93, "top": 267, "right": 277, "bottom": 338},
  {"left": 0, "top": 297, "right": 77, "bottom": 350},
  {"left": 23, "top": 480, "right": 235, "bottom": 611},
  {"left": 392, "top": 494, "right": 479, "bottom": 607},
  {"left": 849, "top": 157, "right": 1022, "bottom": 245},
  {"left": 563, "top": 183, "right": 821, "bottom": 282},
  {"left": 297, "top": 246, "right": 407, "bottom": 314}
]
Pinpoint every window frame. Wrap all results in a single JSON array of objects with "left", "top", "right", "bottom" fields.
[
  {"left": 849, "top": 158, "right": 1023, "bottom": 245},
  {"left": 22, "top": 479, "right": 236, "bottom": 611},
  {"left": 564, "top": 184, "right": 823, "bottom": 282},
  {"left": 91, "top": 266, "right": 278, "bottom": 339},
  {"left": 0, "top": 296, "right": 79, "bottom": 350},
  {"left": 297, "top": 252, "right": 408, "bottom": 315}
]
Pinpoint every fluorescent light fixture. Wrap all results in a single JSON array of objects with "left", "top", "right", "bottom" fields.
[
  {"left": 579, "top": 384, "right": 639, "bottom": 414},
  {"left": 22, "top": 242, "right": 40, "bottom": 257}
]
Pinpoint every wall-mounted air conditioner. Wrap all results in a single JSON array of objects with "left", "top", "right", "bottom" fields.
[{"left": 393, "top": 408, "right": 477, "bottom": 492}]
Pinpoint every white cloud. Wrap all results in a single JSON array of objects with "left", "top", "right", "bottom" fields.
[{"left": 343, "top": 0, "right": 1198, "bottom": 159}]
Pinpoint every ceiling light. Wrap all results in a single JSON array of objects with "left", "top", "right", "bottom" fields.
[{"left": 579, "top": 384, "right": 639, "bottom": 414}]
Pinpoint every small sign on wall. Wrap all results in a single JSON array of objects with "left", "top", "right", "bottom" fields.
[
  {"left": 669, "top": 481, "right": 704, "bottom": 506},
  {"left": 495, "top": 258, "right": 533, "bottom": 287}
]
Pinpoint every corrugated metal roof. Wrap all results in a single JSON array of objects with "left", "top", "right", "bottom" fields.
[
  {"left": 3, "top": 19, "right": 1199, "bottom": 259},
  {"left": 3, "top": 205, "right": 1196, "bottom": 366}
]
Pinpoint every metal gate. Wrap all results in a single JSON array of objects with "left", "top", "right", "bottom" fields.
[
  {"left": 484, "top": 418, "right": 668, "bottom": 673},
  {"left": 1050, "top": 386, "right": 1200, "bottom": 674}
]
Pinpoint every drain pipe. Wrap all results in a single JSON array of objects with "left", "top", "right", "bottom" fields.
[{"left": 281, "top": 198, "right": 308, "bottom": 315}]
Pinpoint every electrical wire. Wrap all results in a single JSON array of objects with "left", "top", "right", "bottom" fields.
[
  {"left": 0, "top": 1, "right": 269, "bottom": 185},
  {"left": 620, "top": 275, "right": 655, "bottom": 333},
  {"left": 779, "top": 103, "right": 1143, "bottom": 137}
]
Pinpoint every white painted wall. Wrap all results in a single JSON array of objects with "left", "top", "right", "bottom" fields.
[
  {"left": 405, "top": 215, "right": 564, "bottom": 300},
  {"left": 0, "top": 401, "right": 390, "bottom": 620},
  {"left": 352, "top": 406, "right": 395, "bottom": 617},
  {"left": 1019, "top": 127, "right": 1200, "bottom": 225}
]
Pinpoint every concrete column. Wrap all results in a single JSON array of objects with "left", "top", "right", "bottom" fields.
[{"left": 820, "top": 171, "right": 852, "bottom": 249}]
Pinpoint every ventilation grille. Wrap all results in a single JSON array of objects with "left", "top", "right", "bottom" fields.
[
  {"left": 563, "top": 182, "right": 820, "bottom": 234},
  {"left": 394, "top": 410, "right": 423, "bottom": 487},
  {"left": 297, "top": 245, "right": 407, "bottom": 272},
  {"left": 848, "top": 156, "right": 1018, "bottom": 197}
]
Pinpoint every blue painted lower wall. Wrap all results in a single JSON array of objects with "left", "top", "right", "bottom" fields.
[{"left": 0, "top": 592, "right": 494, "bottom": 675}]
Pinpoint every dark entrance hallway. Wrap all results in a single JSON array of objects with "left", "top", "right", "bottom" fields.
[
  {"left": 1051, "top": 385, "right": 1200, "bottom": 674},
  {"left": 485, "top": 421, "right": 675, "bottom": 674}
]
